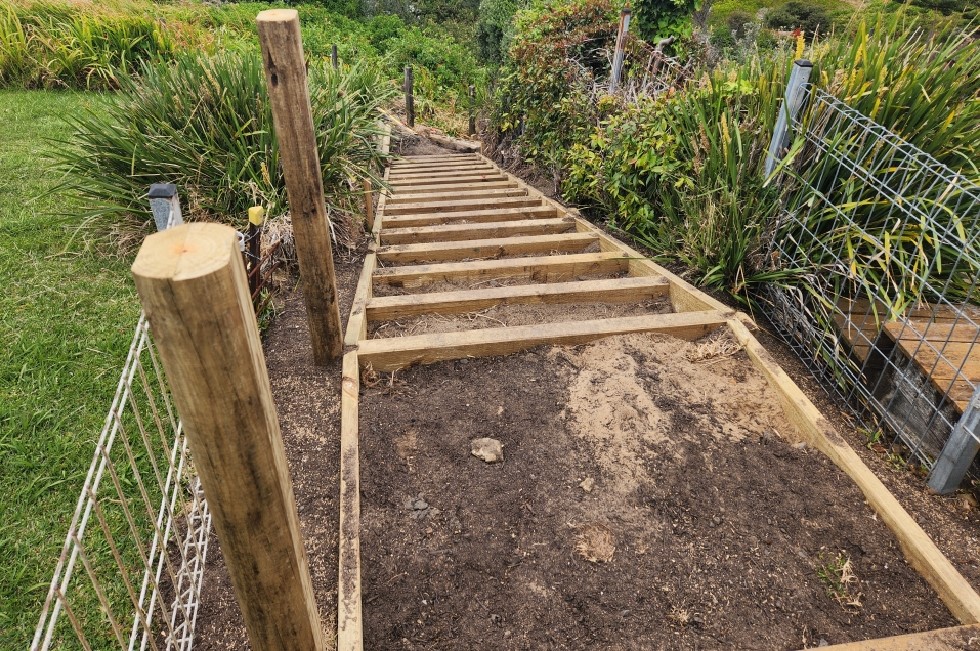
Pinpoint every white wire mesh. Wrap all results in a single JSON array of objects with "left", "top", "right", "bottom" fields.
[
  {"left": 763, "top": 84, "right": 980, "bottom": 474},
  {"left": 31, "top": 313, "right": 212, "bottom": 651}
]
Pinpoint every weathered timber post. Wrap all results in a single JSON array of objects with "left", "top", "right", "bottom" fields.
[
  {"left": 148, "top": 183, "right": 183, "bottom": 231},
  {"left": 257, "top": 9, "right": 344, "bottom": 363},
  {"left": 404, "top": 65, "right": 415, "bottom": 128},
  {"left": 131, "top": 223, "right": 325, "bottom": 651},
  {"left": 608, "top": 8, "right": 631, "bottom": 93},
  {"left": 764, "top": 59, "right": 813, "bottom": 177},
  {"left": 929, "top": 385, "right": 980, "bottom": 494},
  {"left": 331, "top": 44, "right": 339, "bottom": 70},
  {"left": 363, "top": 178, "right": 375, "bottom": 232},
  {"left": 468, "top": 84, "right": 476, "bottom": 137},
  {"left": 247, "top": 205, "right": 265, "bottom": 298}
]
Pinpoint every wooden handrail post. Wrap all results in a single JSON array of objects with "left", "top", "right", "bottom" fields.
[
  {"left": 331, "top": 43, "right": 339, "bottom": 70},
  {"left": 608, "top": 8, "right": 631, "bottom": 93},
  {"left": 131, "top": 223, "right": 325, "bottom": 651},
  {"left": 404, "top": 65, "right": 415, "bottom": 128},
  {"left": 257, "top": 9, "right": 344, "bottom": 364}
]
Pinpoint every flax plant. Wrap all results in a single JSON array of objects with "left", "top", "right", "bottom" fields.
[
  {"left": 52, "top": 52, "right": 395, "bottom": 243},
  {"left": 772, "top": 14, "right": 980, "bottom": 326}
]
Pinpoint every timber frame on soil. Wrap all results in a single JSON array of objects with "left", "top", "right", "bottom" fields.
[{"left": 335, "top": 129, "right": 980, "bottom": 651}]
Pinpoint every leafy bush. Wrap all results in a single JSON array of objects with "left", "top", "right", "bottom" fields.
[
  {"left": 53, "top": 52, "right": 395, "bottom": 241},
  {"left": 476, "top": 0, "right": 523, "bottom": 62},
  {"left": 765, "top": 1, "right": 833, "bottom": 34},
  {"left": 633, "top": 0, "right": 701, "bottom": 44}
]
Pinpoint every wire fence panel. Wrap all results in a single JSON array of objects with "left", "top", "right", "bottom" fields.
[
  {"left": 31, "top": 314, "right": 212, "bottom": 651},
  {"left": 763, "top": 84, "right": 980, "bottom": 484}
]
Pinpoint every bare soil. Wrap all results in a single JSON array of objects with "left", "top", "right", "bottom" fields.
[
  {"left": 358, "top": 333, "right": 957, "bottom": 650},
  {"left": 368, "top": 298, "right": 670, "bottom": 338},
  {"left": 191, "top": 244, "right": 365, "bottom": 650}
]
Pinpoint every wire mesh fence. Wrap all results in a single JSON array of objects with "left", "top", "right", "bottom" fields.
[
  {"left": 31, "top": 313, "right": 212, "bottom": 651},
  {"left": 762, "top": 81, "right": 980, "bottom": 490}
]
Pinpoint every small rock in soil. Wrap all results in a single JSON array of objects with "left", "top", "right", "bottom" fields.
[
  {"left": 414, "top": 498, "right": 429, "bottom": 510},
  {"left": 580, "top": 477, "right": 595, "bottom": 493},
  {"left": 471, "top": 437, "right": 504, "bottom": 463}
]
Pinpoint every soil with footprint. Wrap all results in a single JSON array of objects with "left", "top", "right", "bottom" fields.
[{"left": 357, "top": 332, "right": 956, "bottom": 650}]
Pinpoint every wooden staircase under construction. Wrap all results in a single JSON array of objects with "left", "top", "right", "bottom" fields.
[{"left": 335, "top": 151, "right": 980, "bottom": 651}]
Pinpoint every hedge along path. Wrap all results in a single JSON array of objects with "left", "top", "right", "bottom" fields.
[{"left": 336, "top": 149, "right": 980, "bottom": 651}]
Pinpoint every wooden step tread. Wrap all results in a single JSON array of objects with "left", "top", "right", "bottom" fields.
[
  {"left": 389, "top": 174, "right": 508, "bottom": 187},
  {"left": 367, "top": 276, "right": 671, "bottom": 321},
  {"left": 357, "top": 311, "right": 731, "bottom": 370},
  {"left": 390, "top": 180, "right": 519, "bottom": 195},
  {"left": 386, "top": 187, "right": 529, "bottom": 205},
  {"left": 380, "top": 218, "right": 576, "bottom": 245},
  {"left": 383, "top": 206, "right": 558, "bottom": 228},
  {"left": 375, "top": 233, "right": 597, "bottom": 264},
  {"left": 372, "top": 252, "right": 630, "bottom": 287},
  {"left": 384, "top": 197, "right": 543, "bottom": 216}
]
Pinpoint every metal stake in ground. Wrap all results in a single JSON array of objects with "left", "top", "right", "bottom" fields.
[
  {"left": 257, "top": 8, "right": 344, "bottom": 364},
  {"left": 929, "top": 384, "right": 980, "bottom": 494},
  {"left": 131, "top": 223, "right": 325, "bottom": 651},
  {"left": 764, "top": 59, "right": 813, "bottom": 177},
  {"left": 405, "top": 65, "right": 415, "bottom": 128},
  {"left": 608, "top": 8, "right": 631, "bottom": 94}
]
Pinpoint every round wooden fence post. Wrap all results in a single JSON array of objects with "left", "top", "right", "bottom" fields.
[
  {"left": 404, "top": 65, "right": 415, "bottom": 128},
  {"left": 257, "top": 9, "right": 344, "bottom": 364},
  {"left": 131, "top": 223, "right": 326, "bottom": 651},
  {"left": 468, "top": 84, "right": 476, "bottom": 136}
]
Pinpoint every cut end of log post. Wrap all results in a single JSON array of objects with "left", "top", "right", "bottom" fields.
[{"left": 132, "top": 223, "right": 238, "bottom": 282}]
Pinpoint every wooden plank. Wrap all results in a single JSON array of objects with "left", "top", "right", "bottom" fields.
[
  {"left": 372, "top": 252, "right": 629, "bottom": 288},
  {"left": 386, "top": 187, "right": 528, "bottom": 205},
  {"left": 391, "top": 180, "right": 518, "bottom": 195},
  {"left": 384, "top": 197, "right": 542, "bottom": 217},
  {"left": 344, "top": 252, "right": 377, "bottom": 347},
  {"left": 389, "top": 168, "right": 496, "bottom": 181},
  {"left": 475, "top": 154, "right": 732, "bottom": 314},
  {"left": 890, "top": 340, "right": 980, "bottom": 381},
  {"left": 383, "top": 206, "right": 558, "bottom": 228},
  {"left": 337, "top": 351, "right": 362, "bottom": 651},
  {"left": 132, "top": 222, "right": 325, "bottom": 650},
  {"left": 390, "top": 162, "right": 494, "bottom": 173},
  {"left": 367, "top": 275, "right": 670, "bottom": 321},
  {"left": 728, "top": 317, "right": 980, "bottom": 624},
  {"left": 885, "top": 320, "right": 980, "bottom": 345},
  {"left": 259, "top": 8, "right": 343, "bottom": 364},
  {"left": 389, "top": 173, "right": 508, "bottom": 187},
  {"left": 380, "top": 218, "right": 576, "bottom": 245},
  {"left": 358, "top": 311, "right": 730, "bottom": 370},
  {"left": 375, "top": 232, "right": 597, "bottom": 264},
  {"left": 808, "top": 624, "right": 980, "bottom": 651},
  {"left": 391, "top": 160, "right": 494, "bottom": 174},
  {"left": 400, "top": 154, "right": 478, "bottom": 163}
]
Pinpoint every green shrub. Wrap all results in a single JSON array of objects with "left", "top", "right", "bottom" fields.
[
  {"left": 53, "top": 52, "right": 395, "bottom": 240},
  {"left": 633, "top": 0, "right": 701, "bottom": 44},
  {"left": 765, "top": 1, "right": 833, "bottom": 34},
  {"left": 476, "top": 0, "right": 522, "bottom": 62}
]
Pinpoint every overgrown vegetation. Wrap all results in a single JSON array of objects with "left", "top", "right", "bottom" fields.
[
  {"left": 490, "top": 1, "right": 980, "bottom": 301},
  {"left": 1, "top": 0, "right": 486, "bottom": 131},
  {"left": 56, "top": 52, "right": 395, "bottom": 242}
]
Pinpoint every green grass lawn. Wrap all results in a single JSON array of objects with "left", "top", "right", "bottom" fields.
[{"left": 0, "top": 90, "right": 141, "bottom": 647}]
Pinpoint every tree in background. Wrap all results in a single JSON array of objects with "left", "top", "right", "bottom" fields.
[
  {"left": 632, "top": 0, "right": 701, "bottom": 43},
  {"left": 477, "top": 0, "right": 524, "bottom": 62}
]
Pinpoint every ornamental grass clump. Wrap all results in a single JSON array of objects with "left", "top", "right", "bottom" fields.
[{"left": 54, "top": 51, "right": 395, "bottom": 245}]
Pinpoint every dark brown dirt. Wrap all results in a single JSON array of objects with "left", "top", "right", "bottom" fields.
[
  {"left": 368, "top": 298, "right": 671, "bottom": 338},
  {"left": 749, "top": 320, "right": 980, "bottom": 594},
  {"left": 358, "top": 333, "right": 958, "bottom": 650},
  {"left": 191, "top": 244, "right": 365, "bottom": 650}
]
